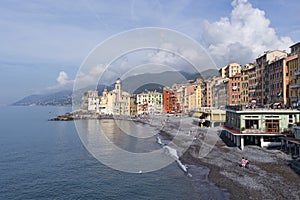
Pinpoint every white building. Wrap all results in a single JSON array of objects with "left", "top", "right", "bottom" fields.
[
  {"left": 82, "top": 79, "right": 131, "bottom": 116},
  {"left": 136, "top": 91, "right": 163, "bottom": 115},
  {"left": 82, "top": 90, "right": 100, "bottom": 113},
  {"left": 100, "top": 79, "right": 131, "bottom": 115}
]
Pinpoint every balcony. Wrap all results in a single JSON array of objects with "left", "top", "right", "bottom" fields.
[
  {"left": 289, "top": 83, "right": 300, "bottom": 89},
  {"left": 295, "top": 70, "right": 300, "bottom": 76}
]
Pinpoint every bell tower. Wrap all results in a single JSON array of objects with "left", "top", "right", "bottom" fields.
[{"left": 115, "top": 78, "right": 122, "bottom": 101}]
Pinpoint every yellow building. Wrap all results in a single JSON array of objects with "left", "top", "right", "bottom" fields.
[
  {"left": 287, "top": 42, "right": 300, "bottom": 107},
  {"left": 219, "top": 62, "right": 241, "bottom": 78},
  {"left": 130, "top": 96, "right": 137, "bottom": 116},
  {"left": 188, "top": 92, "right": 196, "bottom": 111},
  {"left": 184, "top": 78, "right": 206, "bottom": 112},
  {"left": 240, "top": 64, "right": 255, "bottom": 105}
]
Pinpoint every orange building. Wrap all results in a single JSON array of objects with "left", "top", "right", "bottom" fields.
[
  {"left": 228, "top": 73, "right": 242, "bottom": 105},
  {"left": 163, "top": 87, "right": 178, "bottom": 113}
]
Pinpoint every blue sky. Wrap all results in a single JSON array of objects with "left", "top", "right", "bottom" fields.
[{"left": 0, "top": 0, "right": 299, "bottom": 104}]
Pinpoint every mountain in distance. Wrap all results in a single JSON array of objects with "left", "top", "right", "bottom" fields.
[
  {"left": 12, "top": 90, "right": 72, "bottom": 106},
  {"left": 13, "top": 69, "right": 220, "bottom": 106},
  {"left": 132, "top": 83, "right": 164, "bottom": 94},
  {"left": 200, "top": 69, "right": 220, "bottom": 79},
  {"left": 121, "top": 69, "right": 219, "bottom": 94}
]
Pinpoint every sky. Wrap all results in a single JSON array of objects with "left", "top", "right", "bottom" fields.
[{"left": 0, "top": 0, "right": 300, "bottom": 104}]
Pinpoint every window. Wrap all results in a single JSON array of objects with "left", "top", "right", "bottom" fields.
[
  {"left": 265, "top": 120, "right": 279, "bottom": 133},
  {"left": 245, "top": 119, "right": 259, "bottom": 129}
]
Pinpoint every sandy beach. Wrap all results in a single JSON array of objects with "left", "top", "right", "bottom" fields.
[{"left": 155, "top": 116, "right": 300, "bottom": 200}]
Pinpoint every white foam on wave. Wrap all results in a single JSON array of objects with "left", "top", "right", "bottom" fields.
[
  {"left": 156, "top": 136, "right": 163, "bottom": 145},
  {"left": 162, "top": 146, "right": 179, "bottom": 160},
  {"left": 176, "top": 159, "right": 187, "bottom": 173}
]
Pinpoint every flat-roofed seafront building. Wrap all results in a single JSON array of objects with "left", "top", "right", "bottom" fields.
[{"left": 223, "top": 106, "right": 300, "bottom": 150}]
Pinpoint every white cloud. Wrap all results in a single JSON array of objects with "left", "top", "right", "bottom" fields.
[
  {"left": 47, "top": 70, "right": 73, "bottom": 91},
  {"left": 56, "top": 71, "right": 69, "bottom": 85},
  {"left": 147, "top": 50, "right": 181, "bottom": 65},
  {"left": 202, "top": 0, "right": 293, "bottom": 67},
  {"left": 73, "top": 63, "right": 118, "bottom": 90}
]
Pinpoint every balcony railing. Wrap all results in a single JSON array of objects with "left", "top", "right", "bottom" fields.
[
  {"left": 224, "top": 126, "right": 285, "bottom": 135},
  {"left": 295, "top": 70, "right": 300, "bottom": 76},
  {"left": 289, "top": 83, "right": 300, "bottom": 89}
]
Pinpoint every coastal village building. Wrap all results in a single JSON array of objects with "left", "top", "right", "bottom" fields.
[
  {"left": 100, "top": 79, "right": 131, "bottom": 115},
  {"left": 240, "top": 64, "right": 254, "bottom": 105},
  {"left": 224, "top": 106, "right": 300, "bottom": 150},
  {"left": 82, "top": 90, "right": 100, "bottom": 113},
  {"left": 287, "top": 42, "right": 300, "bottom": 107},
  {"left": 82, "top": 79, "right": 132, "bottom": 116},
  {"left": 247, "top": 64, "right": 257, "bottom": 103},
  {"left": 163, "top": 87, "right": 179, "bottom": 113},
  {"left": 185, "top": 84, "right": 196, "bottom": 112},
  {"left": 219, "top": 63, "right": 242, "bottom": 106},
  {"left": 178, "top": 79, "right": 206, "bottom": 113},
  {"left": 206, "top": 78, "right": 213, "bottom": 108},
  {"left": 130, "top": 96, "right": 137, "bottom": 116},
  {"left": 136, "top": 91, "right": 163, "bottom": 115},
  {"left": 228, "top": 73, "right": 242, "bottom": 106},
  {"left": 255, "top": 50, "right": 287, "bottom": 105},
  {"left": 263, "top": 55, "right": 288, "bottom": 105},
  {"left": 80, "top": 43, "right": 300, "bottom": 122},
  {"left": 173, "top": 84, "right": 184, "bottom": 113},
  {"left": 206, "top": 76, "right": 227, "bottom": 108},
  {"left": 219, "top": 62, "right": 241, "bottom": 78},
  {"left": 213, "top": 77, "right": 228, "bottom": 108},
  {"left": 199, "top": 79, "right": 207, "bottom": 108},
  {"left": 172, "top": 80, "right": 207, "bottom": 113}
]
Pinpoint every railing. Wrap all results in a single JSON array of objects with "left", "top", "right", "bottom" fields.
[
  {"left": 224, "top": 125, "right": 285, "bottom": 135},
  {"left": 226, "top": 105, "right": 296, "bottom": 111},
  {"left": 289, "top": 83, "right": 300, "bottom": 89},
  {"left": 242, "top": 127, "right": 285, "bottom": 134},
  {"left": 294, "top": 70, "right": 300, "bottom": 76}
]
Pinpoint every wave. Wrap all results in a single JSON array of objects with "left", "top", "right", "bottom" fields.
[{"left": 156, "top": 136, "right": 163, "bottom": 145}]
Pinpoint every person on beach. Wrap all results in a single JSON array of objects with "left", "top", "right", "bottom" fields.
[
  {"left": 245, "top": 158, "right": 250, "bottom": 169},
  {"left": 241, "top": 157, "right": 247, "bottom": 169}
]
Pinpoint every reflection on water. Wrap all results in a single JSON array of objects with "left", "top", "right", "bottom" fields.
[
  {"left": 0, "top": 106, "right": 230, "bottom": 200},
  {"left": 75, "top": 119, "right": 175, "bottom": 173}
]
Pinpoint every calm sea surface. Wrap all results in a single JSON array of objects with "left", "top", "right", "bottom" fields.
[{"left": 0, "top": 106, "right": 228, "bottom": 200}]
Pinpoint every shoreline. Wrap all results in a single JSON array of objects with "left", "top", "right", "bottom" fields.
[
  {"left": 152, "top": 116, "right": 300, "bottom": 199},
  {"left": 51, "top": 113, "right": 300, "bottom": 199}
]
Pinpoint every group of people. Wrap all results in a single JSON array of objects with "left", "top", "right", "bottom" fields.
[{"left": 241, "top": 157, "right": 250, "bottom": 169}]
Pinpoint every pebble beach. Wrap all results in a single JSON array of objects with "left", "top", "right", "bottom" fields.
[{"left": 153, "top": 115, "right": 300, "bottom": 200}]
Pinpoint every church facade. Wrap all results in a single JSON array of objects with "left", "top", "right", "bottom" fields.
[{"left": 82, "top": 79, "right": 132, "bottom": 116}]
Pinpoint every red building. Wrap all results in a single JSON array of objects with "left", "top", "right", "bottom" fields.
[
  {"left": 163, "top": 87, "right": 178, "bottom": 113},
  {"left": 228, "top": 73, "right": 242, "bottom": 105}
]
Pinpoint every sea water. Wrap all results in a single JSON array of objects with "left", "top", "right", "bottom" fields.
[{"left": 0, "top": 106, "right": 228, "bottom": 200}]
